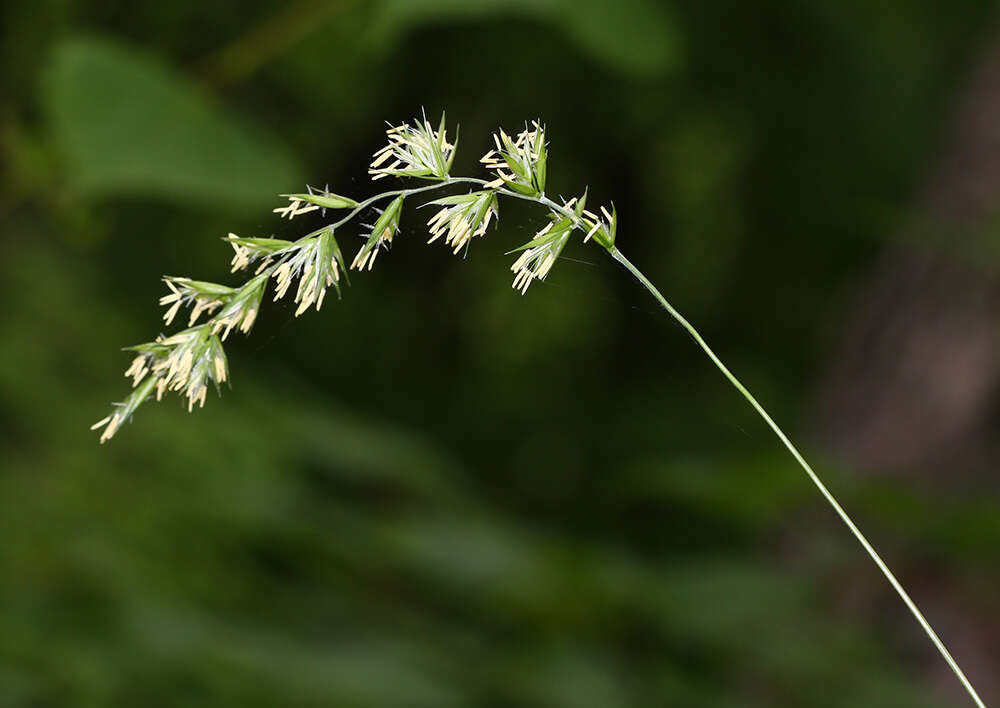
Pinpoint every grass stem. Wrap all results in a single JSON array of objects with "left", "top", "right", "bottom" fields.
[{"left": 609, "top": 246, "right": 986, "bottom": 708}]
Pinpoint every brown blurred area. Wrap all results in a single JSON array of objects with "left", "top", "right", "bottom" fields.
[{"left": 813, "top": 29, "right": 1000, "bottom": 698}]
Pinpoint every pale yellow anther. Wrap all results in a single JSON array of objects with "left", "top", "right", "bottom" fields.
[
  {"left": 370, "top": 150, "right": 393, "bottom": 168},
  {"left": 90, "top": 415, "right": 111, "bottom": 431},
  {"left": 163, "top": 299, "right": 182, "bottom": 326}
]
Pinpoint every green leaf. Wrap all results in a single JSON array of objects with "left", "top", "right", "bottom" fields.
[
  {"left": 45, "top": 37, "right": 302, "bottom": 207},
  {"left": 559, "top": 0, "right": 679, "bottom": 76}
]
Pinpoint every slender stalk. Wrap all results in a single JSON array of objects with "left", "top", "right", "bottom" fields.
[
  {"left": 94, "top": 110, "right": 986, "bottom": 704},
  {"left": 233, "top": 179, "right": 483, "bottom": 282},
  {"left": 608, "top": 246, "right": 986, "bottom": 708},
  {"left": 317, "top": 177, "right": 486, "bottom": 236}
]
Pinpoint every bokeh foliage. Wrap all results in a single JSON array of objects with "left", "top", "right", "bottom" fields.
[{"left": 1, "top": 0, "right": 998, "bottom": 706}]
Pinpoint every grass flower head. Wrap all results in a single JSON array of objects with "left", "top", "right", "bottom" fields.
[
  {"left": 424, "top": 190, "right": 499, "bottom": 255},
  {"left": 481, "top": 121, "right": 547, "bottom": 196},
  {"left": 89, "top": 112, "right": 989, "bottom": 708},
  {"left": 369, "top": 113, "right": 457, "bottom": 181}
]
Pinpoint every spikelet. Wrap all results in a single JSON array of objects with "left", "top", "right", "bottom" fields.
[
  {"left": 92, "top": 325, "right": 229, "bottom": 442},
  {"left": 269, "top": 229, "right": 347, "bottom": 314},
  {"left": 423, "top": 190, "right": 499, "bottom": 255},
  {"left": 508, "top": 216, "right": 574, "bottom": 294},
  {"left": 369, "top": 112, "right": 457, "bottom": 181},
  {"left": 481, "top": 121, "right": 547, "bottom": 196},
  {"left": 351, "top": 195, "right": 404, "bottom": 271}
]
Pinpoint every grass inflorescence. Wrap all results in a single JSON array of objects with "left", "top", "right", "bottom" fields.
[{"left": 92, "top": 112, "right": 985, "bottom": 708}]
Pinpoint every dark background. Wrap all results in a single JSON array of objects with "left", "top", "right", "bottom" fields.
[{"left": 1, "top": 0, "right": 998, "bottom": 706}]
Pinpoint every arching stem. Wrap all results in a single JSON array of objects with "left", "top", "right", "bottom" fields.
[{"left": 607, "top": 246, "right": 986, "bottom": 708}]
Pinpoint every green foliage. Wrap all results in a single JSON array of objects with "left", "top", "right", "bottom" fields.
[{"left": 45, "top": 37, "right": 301, "bottom": 207}]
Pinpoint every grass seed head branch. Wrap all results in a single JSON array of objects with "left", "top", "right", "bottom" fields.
[{"left": 90, "top": 113, "right": 985, "bottom": 708}]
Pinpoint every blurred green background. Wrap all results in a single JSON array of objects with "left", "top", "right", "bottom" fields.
[{"left": 2, "top": 0, "right": 998, "bottom": 706}]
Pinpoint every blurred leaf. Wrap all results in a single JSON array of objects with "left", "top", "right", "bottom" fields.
[
  {"left": 503, "top": 645, "right": 629, "bottom": 708},
  {"left": 558, "top": 0, "right": 680, "bottom": 76},
  {"left": 369, "top": 0, "right": 679, "bottom": 76},
  {"left": 45, "top": 37, "right": 301, "bottom": 207}
]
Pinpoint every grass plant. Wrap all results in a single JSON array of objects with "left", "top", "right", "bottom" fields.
[{"left": 94, "top": 113, "right": 986, "bottom": 706}]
